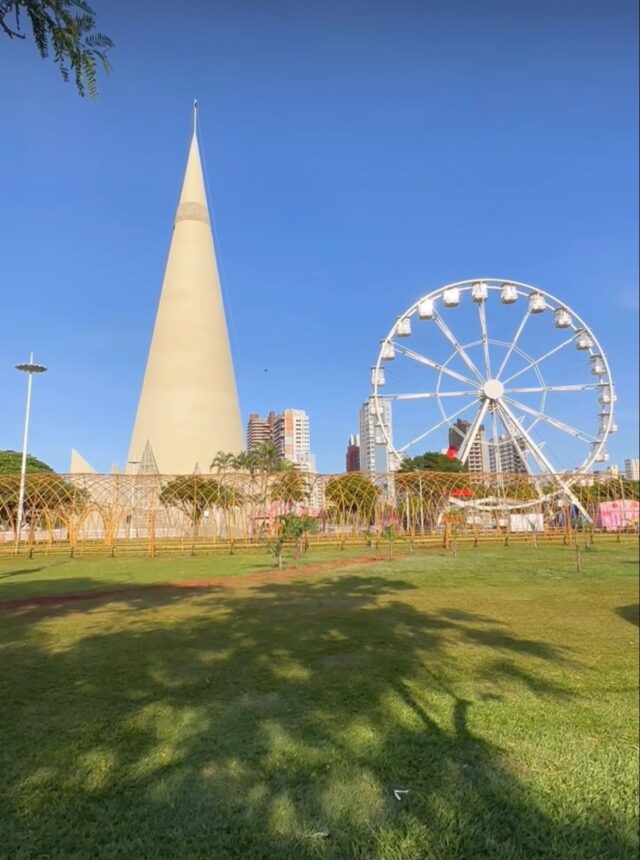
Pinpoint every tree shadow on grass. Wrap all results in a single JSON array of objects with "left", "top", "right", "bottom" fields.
[
  {"left": 0, "top": 558, "right": 71, "bottom": 580},
  {"left": 0, "top": 567, "right": 47, "bottom": 579},
  {"left": 0, "top": 575, "right": 635, "bottom": 859},
  {"left": 0, "top": 576, "right": 232, "bottom": 615},
  {"left": 615, "top": 604, "right": 639, "bottom": 627}
]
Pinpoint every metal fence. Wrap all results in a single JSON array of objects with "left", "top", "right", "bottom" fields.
[{"left": 0, "top": 470, "right": 638, "bottom": 556}]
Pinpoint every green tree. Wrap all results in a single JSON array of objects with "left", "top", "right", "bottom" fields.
[
  {"left": 266, "top": 513, "right": 318, "bottom": 569},
  {"left": 0, "top": 454, "right": 87, "bottom": 538},
  {"left": 159, "top": 476, "right": 243, "bottom": 546},
  {"left": 246, "top": 441, "right": 290, "bottom": 474},
  {"left": 1, "top": 0, "right": 113, "bottom": 96},
  {"left": 573, "top": 478, "right": 639, "bottom": 506},
  {"left": 210, "top": 451, "right": 236, "bottom": 473},
  {"left": 231, "top": 450, "right": 255, "bottom": 473},
  {"left": 211, "top": 444, "right": 291, "bottom": 476},
  {"left": 211, "top": 444, "right": 293, "bottom": 521},
  {"left": 0, "top": 450, "right": 54, "bottom": 532},
  {"left": 399, "top": 451, "right": 465, "bottom": 473},
  {"left": 269, "top": 468, "right": 310, "bottom": 510},
  {"left": 0, "top": 449, "right": 53, "bottom": 474}
]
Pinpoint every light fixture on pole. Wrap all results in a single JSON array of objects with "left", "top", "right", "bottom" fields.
[{"left": 15, "top": 353, "right": 48, "bottom": 550}]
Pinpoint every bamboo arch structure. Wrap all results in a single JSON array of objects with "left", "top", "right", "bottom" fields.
[{"left": 0, "top": 470, "right": 637, "bottom": 557}]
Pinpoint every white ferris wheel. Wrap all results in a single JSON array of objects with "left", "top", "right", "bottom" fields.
[{"left": 372, "top": 279, "right": 616, "bottom": 515}]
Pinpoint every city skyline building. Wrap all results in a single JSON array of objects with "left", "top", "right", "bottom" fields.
[
  {"left": 625, "top": 458, "right": 639, "bottom": 480},
  {"left": 247, "top": 412, "right": 277, "bottom": 450},
  {"left": 489, "top": 433, "right": 528, "bottom": 474},
  {"left": 359, "top": 397, "right": 396, "bottom": 473},
  {"left": 247, "top": 408, "right": 316, "bottom": 471},
  {"left": 448, "top": 418, "right": 490, "bottom": 473},
  {"left": 346, "top": 434, "right": 361, "bottom": 472},
  {"left": 274, "top": 409, "right": 315, "bottom": 471},
  {"left": 127, "top": 104, "right": 243, "bottom": 474}
]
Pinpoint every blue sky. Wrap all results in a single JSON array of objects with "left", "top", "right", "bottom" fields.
[{"left": 0, "top": 0, "right": 637, "bottom": 474}]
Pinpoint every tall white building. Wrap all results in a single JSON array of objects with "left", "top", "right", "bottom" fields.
[
  {"left": 489, "top": 434, "right": 527, "bottom": 474},
  {"left": 359, "top": 397, "right": 396, "bottom": 473},
  {"left": 624, "top": 458, "right": 639, "bottom": 480},
  {"left": 273, "top": 409, "right": 315, "bottom": 471}
]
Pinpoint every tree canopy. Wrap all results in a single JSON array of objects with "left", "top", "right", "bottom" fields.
[
  {"left": 266, "top": 513, "right": 318, "bottom": 568},
  {"left": 0, "top": 456, "right": 87, "bottom": 533},
  {"left": 0, "top": 450, "right": 53, "bottom": 474},
  {"left": 399, "top": 451, "right": 465, "bottom": 473},
  {"left": 211, "top": 442, "right": 292, "bottom": 475},
  {"left": 159, "top": 476, "right": 244, "bottom": 527},
  {"left": 269, "top": 469, "right": 310, "bottom": 507},
  {"left": 1, "top": 0, "right": 113, "bottom": 96}
]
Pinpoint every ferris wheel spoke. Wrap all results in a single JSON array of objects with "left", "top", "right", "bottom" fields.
[
  {"left": 502, "top": 396, "right": 599, "bottom": 444},
  {"left": 490, "top": 405, "right": 503, "bottom": 473},
  {"left": 492, "top": 407, "right": 545, "bottom": 498},
  {"left": 496, "top": 306, "right": 531, "bottom": 379},
  {"left": 457, "top": 399, "right": 490, "bottom": 465},
  {"left": 432, "top": 312, "right": 485, "bottom": 383},
  {"left": 397, "top": 398, "right": 478, "bottom": 454},
  {"left": 502, "top": 335, "right": 575, "bottom": 385},
  {"left": 478, "top": 300, "right": 492, "bottom": 378},
  {"left": 495, "top": 400, "right": 557, "bottom": 474},
  {"left": 497, "top": 400, "right": 591, "bottom": 519},
  {"left": 387, "top": 390, "right": 478, "bottom": 400},
  {"left": 504, "top": 384, "right": 600, "bottom": 395},
  {"left": 494, "top": 405, "right": 537, "bottom": 478},
  {"left": 394, "top": 342, "right": 478, "bottom": 386}
]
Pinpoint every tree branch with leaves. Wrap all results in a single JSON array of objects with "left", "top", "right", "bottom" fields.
[{"left": 1, "top": 0, "right": 113, "bottom": 96}]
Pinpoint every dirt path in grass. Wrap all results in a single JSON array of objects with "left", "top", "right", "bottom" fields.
[{"left": 0, "top": 554, "right": 391, "bottom": 613}]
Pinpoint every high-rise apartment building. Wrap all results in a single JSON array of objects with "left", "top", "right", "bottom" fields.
[
  {"left": 448, "top": 418, "right": 490, "bottom": 472},
  {"left": 247, "top": 412, "right": 276, "bottom": 450},
  {"left": 624, "top": 458, "right": 639, "bottom": 480},
  {"left": 273, "top": 409, "right": 315, "bottom": 471},
  {"left": 489, "top": 434, "right": 527, "bottom": 474},
  {"left": 346, "top": 434, "right": 361, "bottom": 472},
  {"left": 245, "top": 409, "right": 315, "bottom": 470},
  {"left": 359, "top": 397, "right": 396, "bottom": 473}
]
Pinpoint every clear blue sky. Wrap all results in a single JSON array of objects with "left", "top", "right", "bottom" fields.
[{"left": 0, "top": 0, "right": 637, "bottom": 474}]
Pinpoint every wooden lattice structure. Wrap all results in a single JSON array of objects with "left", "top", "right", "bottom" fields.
[{"left": 0, "top": 471, "right": 637, "bottom": 556}]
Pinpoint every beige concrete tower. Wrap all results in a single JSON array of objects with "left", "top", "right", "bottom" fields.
[{"left": 127, "top": 103, "right": 243, "bottom": 474}]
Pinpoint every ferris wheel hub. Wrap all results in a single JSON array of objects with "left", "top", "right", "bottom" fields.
[{"left": 482, "top": 379, "right": 504, "bottom": 401}]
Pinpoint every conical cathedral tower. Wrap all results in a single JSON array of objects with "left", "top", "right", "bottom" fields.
[{"left": 127, "top": 104, "right": 243, "bottom": 474}]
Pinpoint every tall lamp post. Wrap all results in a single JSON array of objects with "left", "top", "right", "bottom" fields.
[{"left": 15, "top": 353, "right": 48, "bottom": 550}]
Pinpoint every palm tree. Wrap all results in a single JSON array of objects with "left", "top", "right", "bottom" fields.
[
  {"left": 210, "top": 451, "right": 236, "bottom": 473},
  {"left": 233, "top": 450, "right": 258, "bottom": 474},
  {"left": 270, "top": 468, "right": 310, "bottom": 512},
  {"left": 250, "top": 441, "right": 289, "bottom": 473}
]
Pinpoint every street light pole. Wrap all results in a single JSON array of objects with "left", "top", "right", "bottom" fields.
[{"left": 15, "top": 353, "right": 48, "bottom": 551}]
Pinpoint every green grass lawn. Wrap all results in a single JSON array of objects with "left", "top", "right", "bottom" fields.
[{"left": 0, "top": 544, "right": 638, "bottom": 858}]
